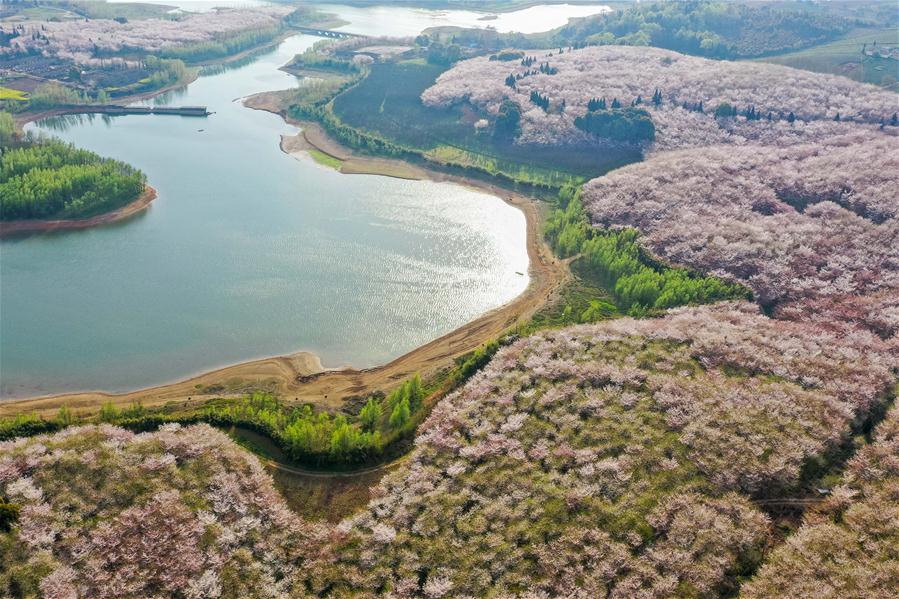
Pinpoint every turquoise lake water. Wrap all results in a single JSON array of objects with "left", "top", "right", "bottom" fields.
[{"left": 1, "top": 4, "right": 605, "bottom": 398}]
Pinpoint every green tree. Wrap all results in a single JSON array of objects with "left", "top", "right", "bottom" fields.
[
  {"left": 494, "top": 100, "right": 521, "bottom": 139},
  {"left": 389, "top": 398, "right": 411, "bottom": 430},
  {"left": 0, "top": 111, "right": 15, "bottom": 147},
  {"left": 714, "top": 102, "right": 735, "bottom": 118},
  {"left": 359, "top": 398, "right": 382, "bottom": 432},
  {"left": 56, "top": 406, "right": 74, "bottom": 427},
  {"left": 406, "top": 374, "right": 424, "bottom": 413},
  {"left": 99, "top": 401, "right": 120, "bottom": 423}
]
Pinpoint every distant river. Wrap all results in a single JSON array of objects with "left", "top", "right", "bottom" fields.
[
  {"left": 1, "top": 4, "right": 606, "bottom": 399},
  {"left": 108, "top": 1, "right": 611, "bottom": 32}
]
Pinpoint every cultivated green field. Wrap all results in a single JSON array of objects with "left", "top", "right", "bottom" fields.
[
  {"left": 759, "top": 28, "right": 899, "bottom": 88},
  {"left": 0, "top": 86, "right": 28, "bottom": 101}
]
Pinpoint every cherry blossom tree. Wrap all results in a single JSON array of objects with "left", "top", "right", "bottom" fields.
[
  {"left": 422, "top": 45, "right": 898, "bottom": 149},
  {"left": 582, "top": 131, "right": 899, "bottom": 340}
]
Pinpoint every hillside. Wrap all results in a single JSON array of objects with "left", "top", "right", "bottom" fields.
[
  {"left": 582, "top": 130, "right": 899, "bottom": 339},
  {"left": 741, "top": 403, "right": 899, "bottom": 598},
  {"left": 553, "top": 1, "right": 851, "bottom": 59},
  {"left": 0, "top": 424, "right": 328, "bottom": 598},
  {"left": 2, "top": 3, "right": 898, "bottom": 598},
  {"left": 309, "top": 302, "right": 896, "bottom": 597},
  {"left": 4, "top": 304, "right": 896, "bottom": 597},
  {"left": 422, "top": 45, "right": 897, "bottom": 150}
]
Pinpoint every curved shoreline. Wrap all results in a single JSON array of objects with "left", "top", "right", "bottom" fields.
[
  {"left": 0, "top": 101, "right": 569, "bottom": 417},
  {"left": 0, "top": 186, "right": 158, "bottom": 238}
]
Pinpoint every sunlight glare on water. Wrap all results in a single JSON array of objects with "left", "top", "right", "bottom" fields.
[{"left": 1, "top": 32, "right": 528, "bottom": 398}]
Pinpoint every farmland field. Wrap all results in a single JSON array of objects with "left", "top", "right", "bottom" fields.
[
  {"left": 759, "top": 28, "right": 899, "bottom": 88},
  {"left": 0, "top": 86, "right": 28, "bottom": 101}
]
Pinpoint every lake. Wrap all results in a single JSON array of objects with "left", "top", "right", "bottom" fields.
[{"left": 0, "top": 4, "right": 604, "bottom": 398}]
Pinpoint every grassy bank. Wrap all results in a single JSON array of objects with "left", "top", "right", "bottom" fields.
[{"left": 0, "top": 349, "right": 495, "bottom": 471}]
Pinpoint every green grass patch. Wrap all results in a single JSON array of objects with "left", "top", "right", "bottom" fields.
[
  {"left": 525, "top": 259, "right": 619, "bottom": 332},
  {"left": 307, "top": 148, "right": 343, "bottom": 169}
]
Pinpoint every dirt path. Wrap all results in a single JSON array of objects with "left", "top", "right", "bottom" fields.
[
  {"left": 262, "top": 454, "right": 409, "bottom": 479},
  {"left": 0, "top": 92, "right": 570, "bottom": 419},
  {"left": 0, "top": 186, "right": 157, "bottom": 238}
]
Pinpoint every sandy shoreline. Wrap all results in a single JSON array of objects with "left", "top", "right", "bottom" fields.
[
  {"left": 0, "top": 186, "right": 157, "bottom": 238},
  {"left": 0, "top": 91, "right": 569, "bottom": 418}
]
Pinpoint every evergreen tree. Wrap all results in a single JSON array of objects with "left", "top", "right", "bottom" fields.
[
  {"left": 99, "top": 401, "right": 120, "bottom": 423},
  {"left": 611, "top": 98, "right": 621, "bottom": 109},
  {"left": 389, "top": 398, "right": 410, "bottom": 429},
  {"left": 714, "top": 103, "right": 735, "bottom": 118},
  {"left": 56, "top": 406, "right": 74, "bottom": 427},
  {"left": 529, "top": 90, "right": 550, "bottom": 111},
  {"left": 359, "top": 398, "right": 382, "bottom": 432},
  {"left": 407, "top": 374, "right": 423, "bottom": 413},
  {"left": 495, "top": 100, "right": 522, "bottom": 138}
]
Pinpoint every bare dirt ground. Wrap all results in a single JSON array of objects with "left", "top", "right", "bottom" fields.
[
  {"left": 0, "top": 186, "right": 157, "bottom": 238},
  {"left": 0, "top": 91, "right": 570, "bottom": 419}
]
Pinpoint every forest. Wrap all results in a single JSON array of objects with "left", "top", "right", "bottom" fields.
[
  {"left": 554, "top": 1, "right": 852, "bottom": 58},
  {"left": 582, "top": 130, "right": 898, "bottom": 337},
  {"left": 199, "top": 376, "right": 426, "bottom": 467},
  {"left": 158, "top": 25, "right": 284, "bottom": 64},
  {"left": 0, "top": 136, "right": 145, "bottom": 221}
]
